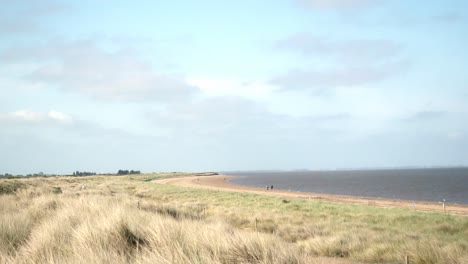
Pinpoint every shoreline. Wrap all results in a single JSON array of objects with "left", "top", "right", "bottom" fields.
[
  {"left": 227, "top": 177, "right": 468, "bottom": 206},
  {"left": 154, "top": 175, "right": 468, "bottom": 216}
]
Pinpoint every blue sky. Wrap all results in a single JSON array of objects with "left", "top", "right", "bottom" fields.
[{"left": 1, "top": 0, "right": 467, "bottom": 174}]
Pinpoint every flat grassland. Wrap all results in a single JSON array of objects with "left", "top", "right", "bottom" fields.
[{"left": 1, "top": 174, "right": 467, "bottom": 264}]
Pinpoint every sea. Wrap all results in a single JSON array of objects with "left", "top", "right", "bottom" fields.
[{"left": 227, "top": 168, "right": 468, "bottom": 205}]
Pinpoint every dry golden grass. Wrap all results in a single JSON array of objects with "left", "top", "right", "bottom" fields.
[{"left": 0, "top": 174, "right": 467, "bottom": 264}]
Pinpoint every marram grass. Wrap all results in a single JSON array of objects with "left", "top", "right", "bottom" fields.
[{"left": 0, "top": 174, "right": 467, "bottom": 264}]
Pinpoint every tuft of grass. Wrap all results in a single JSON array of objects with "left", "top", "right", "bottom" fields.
[
  {"left": 0, "top": 212, "right": 33, "bottom": 255},
  {"left": 140, "top": 203, "right": 206, "bottom": 220},
  {"left": 0, "top": 180, "right": 26, "bottom": 195},
  {"left": 51, "top": 187, "right": 62, "bottom": 194}
]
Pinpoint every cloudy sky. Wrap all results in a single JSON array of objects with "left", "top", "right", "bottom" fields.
[{"left": 1, "top": 0, "right": 468, "bottom": 174}]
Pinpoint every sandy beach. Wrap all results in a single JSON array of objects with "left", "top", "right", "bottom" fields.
[{"left": 154, "top": 175, "right": 468, "bottom": 216}]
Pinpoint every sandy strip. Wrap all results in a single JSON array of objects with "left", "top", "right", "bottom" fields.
[{"left": 154, "top": 175, "right": 468, "bottom": 216}]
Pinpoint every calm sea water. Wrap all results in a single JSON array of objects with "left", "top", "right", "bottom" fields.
[{"left": 227, "top": 168, "right": 468, "bottom": 205}]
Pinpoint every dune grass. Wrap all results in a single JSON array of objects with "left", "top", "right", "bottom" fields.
[{"left": 0, "top": 174, "right": 467, "bottom": 264}]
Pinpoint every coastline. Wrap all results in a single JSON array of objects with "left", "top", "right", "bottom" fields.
[{"left": 154, "top": 175, "right": 468, "bottom": 216}]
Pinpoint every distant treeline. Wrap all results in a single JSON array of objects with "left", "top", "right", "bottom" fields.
[
  {"left": 117, "top": 170, "right": 141, "bottom": 175},
  {"left": 73, "top": 170, "right": 141, "bottom": 176},
  {"left": 0, "top": 172, "right": 52, "bottom": 178},
  {"left": 1, "top": 169, "right": 142, "bottom": 179},
  {"left": 73, "top": 171, "right": 97, "bottom": 176},
  {"left": 0, "top": 173, "right": 17, "bottom": 179}
]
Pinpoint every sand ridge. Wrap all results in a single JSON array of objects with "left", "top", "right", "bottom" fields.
[{"left": 154, "top": 175, "right": 468, "bottom": 216}]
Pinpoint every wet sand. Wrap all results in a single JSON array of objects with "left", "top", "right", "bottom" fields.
[{"left": 154, "top": 175, "right": 468, "bottom": 216}]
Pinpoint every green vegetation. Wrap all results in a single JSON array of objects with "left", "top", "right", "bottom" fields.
[
  {"left": 0, "top": 180, "right": 26, "bottom": 195},
  {"left": 117, "top": 170, "right": 141, "bottom": 175},
  {"left": 73, "top": 171, "right": 97, "bottom": 176},
  {"left": 0, "top": 174, "right": 467, "bottom": 263}
]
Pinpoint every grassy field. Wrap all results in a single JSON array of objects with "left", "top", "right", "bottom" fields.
[{"left": 0, "top": 174, "right": 467, "bottom": 264}]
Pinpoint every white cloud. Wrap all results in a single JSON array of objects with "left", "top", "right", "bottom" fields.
[
  {"left": 2, "top": 40, "right": 198, "bottom": 102},
  {"left": 149, "top": 96, "right": 275, "bottom": 137},
  {"left": 147, "top": 95, "right": 354, "bottom": 142},
  {"left": 0, "top": 0, "right": 71, "bottom": 35},
  {"left": 272, "top": 33, "right": 408, "bottom": 94},
  {"left": 276, "top": 33, "right": 402, "bottom": 63},
  {"left": 270, "top": 61, "right": 408, "bottom": 93},
  {"left": 48, "top": 111, "right": 73, "bottom": 124},
  {"left": 296, "top": 0, "right": 381, "bottom": 10},
  {"left": 188, "top": 78, "right": 275, "bottom": 98},
  {"left": 1, "top": 110, "right": 73, "bottom": 125},
  {"left": 10, "top": 110, "right": 43, "bottom": 122}
]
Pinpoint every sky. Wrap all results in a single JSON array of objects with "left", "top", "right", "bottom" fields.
[{"left": 1, "top": 0, "right": 468, "bottom": 174}]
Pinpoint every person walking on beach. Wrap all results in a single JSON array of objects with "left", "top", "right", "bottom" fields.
[
  {"left": 266, "top": 185, "right": 269, "bottom": 190},
  {"left": 270, "top": 185, "right": 274, "bottom": 190}
]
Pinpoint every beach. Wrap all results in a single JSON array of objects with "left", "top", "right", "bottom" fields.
[{"left": 154, "top": 175, "right": 468, "bottom": 216}]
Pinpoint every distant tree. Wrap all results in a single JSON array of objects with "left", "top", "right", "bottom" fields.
[
  {"left": 117, "top": 169, "right": 140, "bottom": 175},
  {"left": 73, "top": 171, "right": 96, "bottom": 177}
]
